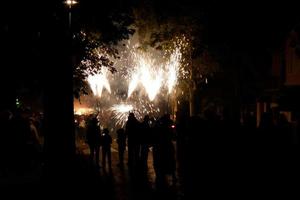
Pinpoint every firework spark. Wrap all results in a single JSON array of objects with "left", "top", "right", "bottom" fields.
[
  {"left": 127, "top": 72, "right": 139, "bottom": 98},
  {"left": 87, "top": 68, "right": 111, "bottom": 97},
  {"left": 109, "top": 100, "right": 161, "bottom": 127},
  {"left": 82, "top": 34, "right": 188, "bottom": 128},
  {"left": 138, "top": 56, "right": 163, "bottom": 101},
  {"left": 109, "top": 104, "right": 134, "bottom": 127},
  {"left": 127, "top": 52, "right": 164, "bottom": 101},
  {"left": 166, "top": 47, "right": 182, "bottom": 94}
]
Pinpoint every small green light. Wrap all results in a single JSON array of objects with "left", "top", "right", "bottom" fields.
[{"left": 16, "top": 98, "right": 20, "bottom": 107}]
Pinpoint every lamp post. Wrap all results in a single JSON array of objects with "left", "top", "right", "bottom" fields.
[
  {"left": 64, "top": 0, "right": 78, "bottom": 28},
  {"left": 42, "top": 1, "right": 80, "bottom": 179},
  {"left": 61, "top": 0, "right": 78, "bottom": 158}
]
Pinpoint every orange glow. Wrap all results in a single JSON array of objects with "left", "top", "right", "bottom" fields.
[
  {"left": 74, "top": 99, "right": 94, "bottom": 115},
  {"left": 74, "top": 107, "right": 94, "bottom": 115}
]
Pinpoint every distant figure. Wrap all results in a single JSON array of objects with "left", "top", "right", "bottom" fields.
[
  {"left": 117, "top": 128, "right": 126, "bottom": 168},
  {"left": 276, "top": 113, "right": 292, "bottom": 145},
  {"left": 125, "top": 112, "right": 140, "bottom": 169},
  {"left": 0, "top": 110, "right": 13, "bottom": 173},
  {"left": 153, "top": 114, "right": 177, "bottom": 188},
  {"left": 101, "top": 128, "right": 112, "bottom": 172},
  {"left": 12, "top": 109, "right": 32, "bottom": 171},
  {"left": 86, "top": 117, "right": 101, "bottom": 167},
  {"left": 140, "top": 115, "right": 151, "bottom": 171},
  {"left": 258, "top": 112, "right": 275, "bottom": 144},
  {"left": 161, "top": 114, "right": 177, "bottom": 184},
  {"left": 28, "top": 117, "right": 42, "bottom": 160}
]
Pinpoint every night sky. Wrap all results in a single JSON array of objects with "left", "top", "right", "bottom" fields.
[
  {"left": 1, "top": 0, "right": 299, "bottom": 97},
  {"left": 1, "top": 0, "right": 300, "bottom": 190}
]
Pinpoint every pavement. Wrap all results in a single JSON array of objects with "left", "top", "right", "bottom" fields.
[
  {"left": 3, "top": 137, "right": 297, "bottom": 198},
  {"left": 75, "top": 139, "right": 183, "bottom": 199},
  {"left": 0, "top": 138, "right": 183, "bottom": 199}
]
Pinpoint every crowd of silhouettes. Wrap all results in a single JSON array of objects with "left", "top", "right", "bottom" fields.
[
  {"left": 124, "top": 112, "right": 177, "bottom": 189},
  {"left": 0, "top": 107, "right": 43, "bottom": 176},
  {"left": 174, "top": 107, "right": 300, "bottom": 198},
  {"left": 2, "top": 105, "right": 300, "bottom": 196},
  {"left": 85, "top": 116, "right": 112, "bottom": 172}
]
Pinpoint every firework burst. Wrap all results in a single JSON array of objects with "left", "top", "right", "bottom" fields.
[
  {"left": 109, "top": 104, "right": 134, "bottom": 127},
  {"left": 87, "top": 68, "right": 111, "bottom": 97},
  {"left": 80, "top": 33, "right": 188, "bottom": 128}
]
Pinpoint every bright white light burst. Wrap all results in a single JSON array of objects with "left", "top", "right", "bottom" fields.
[
  {"left": 83, "top": 34, "right": 189, "bottom": 128},
  {"left": 87, "top": 68, "right": 111, "bottom": 97},
  {"left": 166, "top": 47, "right": 182, "bottom": 94},
  {"left": 109, "top": 104, "right": 134, "bottom": 127}
]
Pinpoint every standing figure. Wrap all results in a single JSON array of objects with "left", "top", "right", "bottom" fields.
[
  {"left": 117, "top": 128, "right": 126, "bottom": 168},
  {"left": 101, "top": 128, "right": 112, "bottom": 172},
  {"left": 125, "top": 113, "right": 140, "bottom": 169},
  {"left": 140, "top": 115, "right": 151, "bottom": 171},
  {"left": 86, "top": 116, "right": 101, "bottom": 167}
]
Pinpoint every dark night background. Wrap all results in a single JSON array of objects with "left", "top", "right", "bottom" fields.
[
  {"left": 1, "top": 0, "right": 300, "bottom": 197},
  {"left": 1, "top": 0, "right": 299, "bottom": 106}
]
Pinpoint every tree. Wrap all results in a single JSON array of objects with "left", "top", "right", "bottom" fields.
[
  {"left": 38, "top": 0, "right": 135, "bottom": 180},
  {"left": 132, "top": 1, "right": 219, "bottom": 116},
  {"left": 73, "top": 1, "right": 135, "bottom": 98}
]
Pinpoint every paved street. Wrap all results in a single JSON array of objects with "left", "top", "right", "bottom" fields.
[
  {"left": 0, "top": 138, "right": 182, "bottom": 200},
  {"left": 73, "top": 138, "right": 182, "bottom": 200}
]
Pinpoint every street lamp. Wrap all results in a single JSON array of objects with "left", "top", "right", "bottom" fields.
[
  {"left": 64, "top": 0, "right": 78, "bottom": 8},
  {"left": 64, "top": 0, "right": 78, "bottom": 28}
]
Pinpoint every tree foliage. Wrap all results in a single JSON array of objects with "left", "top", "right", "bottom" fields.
[
  {"left": 132, "top": 0, "right": 219, "bottom": 103},
  {"left": 72, "top": 2, "right": 135, "bottom": 98}
]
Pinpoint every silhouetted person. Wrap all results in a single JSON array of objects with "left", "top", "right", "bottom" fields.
[
  {"left": 175, "top": 111, "right": 189, "bottom": 194},
  {"left": 28, "top": 117, "right": 42, "bottom": 162},
  {"left": 86, "top": 117, "right": 101, "bottom": 167},
  {"left": 140, "top": 115, "right": 151, "bottom": 171},
  {"left": 161, "top": 114, "right": 177, "bottom": 184},
  {"left": 242, "top": 112, "right": 257, "bottom": 145},
  {"left": 153, "top": 114, "right": 176, "bottom": 189},
  {"left": 125, "top": 112, "right": 140, "bottom": 170},
  {"left": 116, "top": 128, "right": 126, "bottom": 168},
  {"left": 101, "top": 128, "right": 112, "bottom": 172},
  {"left": 276, "top": 113, "right": 292, "bottom": 145},
  {"left": 0, "top": 109, "right": 13, "bottom": 174},
  {"left": 258, "top": 112, "right": 275, "bottom": 145},
  {"left": 11, "top": 108, "right": 32, "bottom": 173}
]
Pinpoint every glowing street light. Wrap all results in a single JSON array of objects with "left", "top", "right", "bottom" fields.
[
  {"left": 64, "top": 0, "right": 78, "bottom": 8},
  {"left": 64, "top": 0, "right": 78, "bottom": 28}
]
